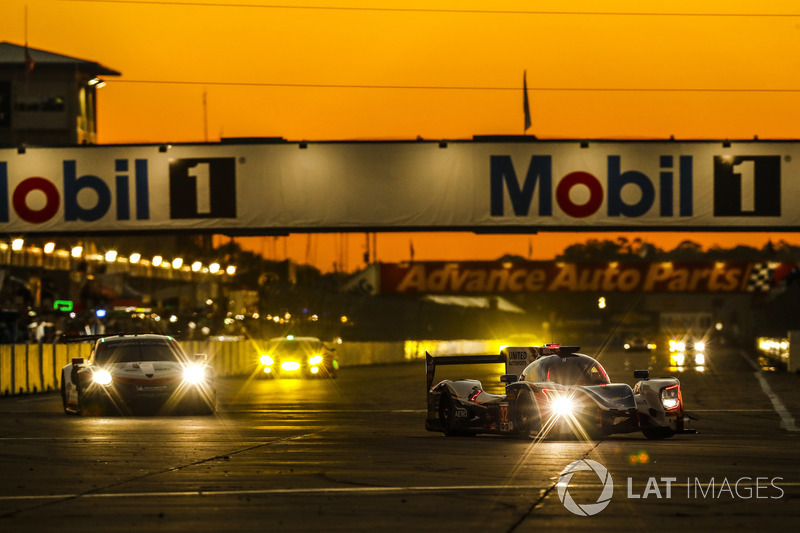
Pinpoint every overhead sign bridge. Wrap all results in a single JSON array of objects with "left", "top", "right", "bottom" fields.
[{"left": 0, "top": 138, "right": 794, "bottom": 235}]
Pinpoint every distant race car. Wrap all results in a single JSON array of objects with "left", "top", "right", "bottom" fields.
[
  {"left": 623, "top": 336, "right": 656, "bottom": 352},
  {"left": 257, "top": 335, "right": 338, "bottom": 378},
  {"left": 668, "top": 335, "right": 706, "bottom": 367},
  {"left": 61, "top": 334, "right": 216, "bottom": 415},
  {"left": 425, "top": 344, "right": 695, "bottom": 440}
]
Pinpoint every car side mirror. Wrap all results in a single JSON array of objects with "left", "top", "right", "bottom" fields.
[
  {"left": 633, "top": 369, "right": 650, "bottom": 380},
  {"left": 500, "top": 374, "right": 518, "bottom": 383}
]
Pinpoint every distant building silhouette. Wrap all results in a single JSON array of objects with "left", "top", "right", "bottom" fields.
[{"left": 0, "top": 42, "right": 120, "bottom": 146}]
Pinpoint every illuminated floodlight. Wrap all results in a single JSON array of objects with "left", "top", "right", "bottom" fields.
[
  {"left": 226, "top": 265, "right": 236, "bottom": 275},
  {"left": 260, "top": 355, "right": 274, "bottom": 366},
  {"left": 71, "top": 246, "right": 83, "bottom": 258},
  {"left": 191, "top": 261, "right": 202, "bottom": 272},
  {"left": 129, "top": 253, "right": 141, "bottom": 263},
  {"left": 11, "top": 238, "right": 23, "bottom": 251},
  {"left": 105, "top": 250, "right": 117, "bottom": 262},
  {"left": 172, "top": 258, "right": 183, "bottom": 269},
  {"left": 694, "top": 341, "right": 705, "bottom": 352},
  {"left": 152, "top": 255, "right": 163, "bottom": 267},
  {"left": 694, "top": 353, "right": 705, "bottom": 365},
  {"left": 44, "top": 242, "right": 55, "bottom": 254},
  {"left": 209, "top": 263, "right": 220, "bottom": 274}
]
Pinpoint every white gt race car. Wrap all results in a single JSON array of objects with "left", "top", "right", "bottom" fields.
[{"left": 61, "top": 334, "right": 216, "bottom": 415}]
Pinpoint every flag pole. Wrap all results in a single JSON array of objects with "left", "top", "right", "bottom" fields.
[{"left": 523, "top": 70, "right": 532, "bottom": 135}]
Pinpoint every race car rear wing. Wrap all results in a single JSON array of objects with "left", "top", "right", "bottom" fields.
[
  {"left": 425, "top": 352, "right": 506, "bottom": 391},
  {"left": 425, "top": 344, "right": 582, "bottom": 390}
]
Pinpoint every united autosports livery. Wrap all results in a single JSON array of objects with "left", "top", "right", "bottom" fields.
[{"left": 425, "top": 344, "right": 696, "bottom": 440}]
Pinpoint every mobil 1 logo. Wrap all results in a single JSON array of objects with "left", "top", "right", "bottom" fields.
[
  {"left": 713, "top": 155, "right": 780, "bottom": 217},
  {"left": 169, "top": 157, "right": 237, "bottom": 219}
]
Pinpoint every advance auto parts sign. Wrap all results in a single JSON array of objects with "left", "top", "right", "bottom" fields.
[{"left": 379, "top": 261, "right": 791, "bottom": 294}]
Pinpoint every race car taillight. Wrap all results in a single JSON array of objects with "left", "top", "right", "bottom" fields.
[{"left": 660, "top": 384, "right": 681, "bottom": 411}]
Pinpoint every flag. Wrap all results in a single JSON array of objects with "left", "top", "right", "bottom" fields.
[
  {"left": 523, "top": 70, "right": 531, "bottom": 133},
  {"left": 24, "top": 44, "right": 35, "bottom": 75}
]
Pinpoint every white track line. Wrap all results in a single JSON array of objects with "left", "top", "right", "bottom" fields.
[
  {"left": 3, "top": 481, "right": 800, "bottom": 502},
  {"left": 739, "top": 351, "right": 800, "bottom": 432}
]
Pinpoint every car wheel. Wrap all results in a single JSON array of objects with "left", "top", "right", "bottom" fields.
[
  {"left": 60, "top": 377, "right": 68, "bottom": 413},
  {"left": 78, "top": 391, "right": 103, "bottom": 416},
  {"left": 642, "top": 427, "right": 674, "bottom": 440},
  {"left": 515, "top": 390, "right": 541, "bottom": 439},
  {"left": 439, "top": 390, "right": 467, "bottom": 436}
]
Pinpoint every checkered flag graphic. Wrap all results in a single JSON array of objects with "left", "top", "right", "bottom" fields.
[{"left": 746, "top": 262, "right": 774, "bottom": 292}]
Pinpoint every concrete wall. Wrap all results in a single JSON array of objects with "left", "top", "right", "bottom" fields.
[{"left": 0, "top": 339, "right": 496, "bottom": 396}]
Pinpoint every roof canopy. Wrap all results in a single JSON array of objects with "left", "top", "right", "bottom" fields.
[{"left": 0, "top": 41, "right": 120, "bottom": 76}]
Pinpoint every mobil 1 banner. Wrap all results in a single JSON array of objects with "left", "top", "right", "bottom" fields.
[
  {"left": 0, "top": 140, "right": 795, "bottom": 234},
  {"left": 484, "top": 142, "right": 788, "bottom": 228}
]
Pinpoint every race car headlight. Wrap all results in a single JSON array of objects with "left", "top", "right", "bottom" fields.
[
  {"left": 670, "top": 341, "right": 685, "bottom": 352},
  {"left": 661, "top": 384, "right": 681, "bottom": 410},
  {"left": 184, "top": 365, "right": 206, "bottom": 384},
  {"left": 623, "top": 343, "right": 631, "bottom": 350},
  {"left": 92, "top": 369, "right": 113, "bottom": 386},
  {"left": 551, "top": 395, "right": 574, "bottom": 417},
  {"left": 260, "top": 354, "right": 274, "bottom": 366},
  {"left": 671, "top": 352, "right": 686, "bottom": 366},
  {"left": 281, "top": 361, "right": 301, "bottom": 372},
  {"left": 694, "top": 341, "right": 705, "bottom": 352},
  {"left": 544, "top": 390, "right": 574, "bottom": 417},
  {"left": 308, "top": 355, "right": 323, "bottom": 366}
]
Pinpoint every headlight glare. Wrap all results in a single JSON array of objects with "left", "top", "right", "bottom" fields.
[
  {"left": 93, "top": 369, "right": 112, "bottom": 386},
  {"left": 184, "top": 365, "right": 205, "bottom": 384},
  {"left": 260, "top": 354, "right": 274, "bottom": 366},
  {"left": 308, "top": 355, "right": 323, "bottom": 365}
]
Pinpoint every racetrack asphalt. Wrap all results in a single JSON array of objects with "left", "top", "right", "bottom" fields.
[{"left": 0, "top": 344, "right": 798, "bottom": 532}]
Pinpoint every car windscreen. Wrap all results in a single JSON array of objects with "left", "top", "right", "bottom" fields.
[
  {"left": 541, "top": 357, "right": 610, "bottom": 385},
  {"left": 93, "top": 340, "right": 184, "bottom": 365},
  {"left": 266, "top": 340, "right": 322, "bottom": 355}
]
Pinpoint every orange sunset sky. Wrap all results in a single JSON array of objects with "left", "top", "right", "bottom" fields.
[{"left": 4, "top": 0, "right": 800, "bottom": 271}]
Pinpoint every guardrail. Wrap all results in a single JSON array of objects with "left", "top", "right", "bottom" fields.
[{"left": 0, "top": 338, "right": 503, "bottom": 396}]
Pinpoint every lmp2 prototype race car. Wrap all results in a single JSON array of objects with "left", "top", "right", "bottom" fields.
[
  {"left": 426, "top": 344, "right": 695, "bottom": 440},
  {"left": 61, "top": 334, "right": 216, "bottom": 415}
]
